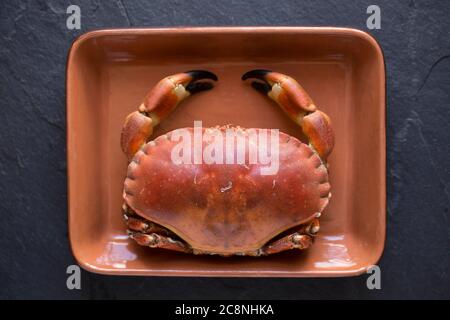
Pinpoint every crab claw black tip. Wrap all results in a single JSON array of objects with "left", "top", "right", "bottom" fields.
[
  {"left": 241, "top": 69, "right": 272, "bottom": 81},
  {"left": 186, "top": 70, "right": 218, "bottom": 82},
  {"left": 250, "top": 81, "right": 272, "bottom": 94},
  {"left": 185, "top": 82, "right": 215, "bottom": 94}
]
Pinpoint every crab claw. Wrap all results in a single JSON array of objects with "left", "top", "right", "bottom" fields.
[
  {"left": 140, "top": 70, "right": 218, "bottom": 124},
  {"left": 242, "top": 69, "right": 317, "bottom": 118},
  {"left": 121, "top": 70, "right": 218, "bottom": 160},
  {"left": 242, "top": 69, "right": 334, "bottom": 160}
]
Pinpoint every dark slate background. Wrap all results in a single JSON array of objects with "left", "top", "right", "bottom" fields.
[{"left": 1, "top": 0, "right": 449, "bottom": 299}]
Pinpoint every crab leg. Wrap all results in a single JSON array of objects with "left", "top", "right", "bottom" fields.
[
  {"left": 128, "top": 231, "right": 192, "bottom": 254},
  {"left": 242, "top": 70, "right": 334, "bottom": 161},
  {"left": 261, "top": 234, "right": 313, "bottom": 255},
  {"left": 125, "top": 215, "right": 175, "bottom": 237},
  {"left": 123, "top": 203, "right": 179, "bottom": 236},
  {"left": 121, "top": 70, "right": 218, "bottom": 160},
  {"left": 123, "top": 203, "right": 191, "bottom": 252},
  {"left": 256, "top": 218, "right": 320, "bottom": 256}
]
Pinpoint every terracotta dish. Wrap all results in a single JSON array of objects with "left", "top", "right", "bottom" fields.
[{"left": 67, "top": 27, "right": 386, "bottom": 277}]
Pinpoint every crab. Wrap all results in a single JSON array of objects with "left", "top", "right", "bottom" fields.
[{"left": 120, "top": 70, "right": 334, "bottom": 256}]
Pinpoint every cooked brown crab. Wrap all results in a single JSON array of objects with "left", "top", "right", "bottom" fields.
[{"left": 120, "top": 70, "right": 334, "bottom": 256}]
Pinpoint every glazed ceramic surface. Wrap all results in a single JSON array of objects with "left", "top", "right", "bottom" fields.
[{"left": 66, "top": 27, "right": 386, "bottom": 277}]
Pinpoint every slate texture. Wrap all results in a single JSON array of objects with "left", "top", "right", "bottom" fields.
[{"left": 0, "top": 0, "right": 449, "bottom": 299}]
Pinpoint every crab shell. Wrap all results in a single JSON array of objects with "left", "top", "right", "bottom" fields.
[{"left": 123, "top": 127, "right": 330, "bottom": 255}]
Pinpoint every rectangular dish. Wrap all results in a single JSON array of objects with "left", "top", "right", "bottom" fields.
[{"left": 67, "top": 27, "right": 386, "bottom": 277}]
